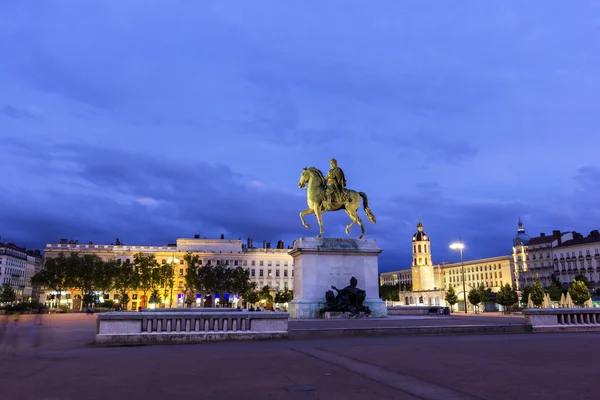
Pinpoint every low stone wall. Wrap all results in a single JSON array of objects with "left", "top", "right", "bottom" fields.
[
  {"left": 387, "top": 306, "right": 446, "bottom": 316},
  {"left": 523, "top": 308, "right": 600, "bottom": 332},
  {"left": 95, "top": 311, "right": 289, "bottom": 346}
]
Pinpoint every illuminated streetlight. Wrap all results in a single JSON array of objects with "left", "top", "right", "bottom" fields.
[{"left": 449, "top": 237, "right": 467, "bottom": 314}]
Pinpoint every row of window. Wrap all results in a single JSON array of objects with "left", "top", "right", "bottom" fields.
[
  {"left": 447, "top": 271, "right": 503, "bottom": 282},
  {"left": 413, "top": 244, "right": 429, "bottom": 254},
  {"left": 447, "top": 264, "right": 503, "bottom": 274},
  {"left": 158, "top": 258, "right": 290, "bottom": 267},
  {"left": 250, "top": 269, "right": 293, "bottom": 278},
  {"left": 0, "top": 257, "right": 26, "bottom": 268},
  {"left": 446, "top": 278, "right": 504, "bottom": 288}
]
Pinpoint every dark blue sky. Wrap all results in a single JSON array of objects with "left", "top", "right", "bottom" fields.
[{"left": 1, "top": 1, "right": 599, "bottom": 271}]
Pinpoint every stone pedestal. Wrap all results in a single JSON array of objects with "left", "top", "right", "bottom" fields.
[{"left": 288, "top": 237, "right": 387, "bottom": 319}]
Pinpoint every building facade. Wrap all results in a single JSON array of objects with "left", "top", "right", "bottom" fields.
[
  {"left": 511, "top": 219, "right": 600, "bottom": 290},
  {"left": 552, "top": 230, "right": 600, "bottom": 288},
  {"left": 0, "top": 242, "right": 43, "bottom": 302},
  {"left": 511, "top": 219, "right": 557, "bottom": 289},
  {"left": 43, "top": 235, "right": 294, "bottom": 310},
  {"left": 440, "top": 255, "right": 516, "bottom": 311}
]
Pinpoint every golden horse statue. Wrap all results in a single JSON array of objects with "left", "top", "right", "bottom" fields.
[{"left": 297, "top": 167, "right": 376, "bottom": 239}]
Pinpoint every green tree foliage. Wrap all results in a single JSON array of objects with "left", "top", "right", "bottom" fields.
[
  {"left": 0, "top": 283, "right": 17, "bottom": 303},
  {"left": 546, "top": 279, "right": 563, "bottom": 302},
  {"left": 496, "top": 283, "right": 519, "bottom": 313},
  {"left": 530, "top": 277, "right": 546, "bottom": 307},
  {"left": 259, "top": 285, "right": 273, "bottom": 304},
  {"left": 468, "top": 287, "right": 481, "bottom": 312},
  {"left": 133, "top": 253, "right": 160, "bottom": 307},
  {"left": 183, "top": 256, "right": 256, "bottom": 308},
  {"left": 569, "top": 279, "right": 591, "bottom": 307},
  {"left": 573, "top": 274, "right": 592, "bottom": 290},
  {"left": 31, "top": 253, "right": 74, "bottom": 309},
  {"left": 274, "top": 288, "right": 294, "bottom": 304},
  {"left": 520, "top": 286, "right": 532, "bottom": 305},
  {"left": 149, "top": 289, "right": 161, "bottom": 305},
  {"left": 113, "top": 260, "right": 138, "bottom": 310},
  {"left": 445, "top": 285, "right": 458, "bottom": 310},
  {"left": 477, "top": 284, "right": 491, "bottom": 307},
  {"left": 244, "top": 290, "right": 260, "bottom": 306},
  {"left": 379, "top": 284, "right": 400, "bottom": 301}
]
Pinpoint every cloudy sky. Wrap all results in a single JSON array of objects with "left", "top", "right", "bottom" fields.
[{"left": 1, "top": 1, "right": 599, "bottom": 271}]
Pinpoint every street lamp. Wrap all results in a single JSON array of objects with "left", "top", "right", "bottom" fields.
[{"left": 449, "top": 238, "right": 467, "bottom": 314}]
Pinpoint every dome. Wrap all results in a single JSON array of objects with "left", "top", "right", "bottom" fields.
[
  {"left": 412, "top": 221, "right": 430, "bottom": 242},
  {"left": 513, "top": 218, "right": 530, "bottom": 246}
]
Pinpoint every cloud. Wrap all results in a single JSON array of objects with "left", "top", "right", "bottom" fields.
[{"left": 1, "top": 0, "right": 600, "bottom": 273}]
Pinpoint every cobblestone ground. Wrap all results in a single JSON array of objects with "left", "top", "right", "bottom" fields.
[{"left": 1, "top": 314, "right": 598, "bottom": 400}]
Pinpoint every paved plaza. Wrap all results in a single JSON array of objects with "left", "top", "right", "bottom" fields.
[{"left": 1, "top": 313, "right": 599, "bottom": 399}]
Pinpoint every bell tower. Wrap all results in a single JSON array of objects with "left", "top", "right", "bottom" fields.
[{"left": 411, "top": 221, "right": 434, "bottom": 291}]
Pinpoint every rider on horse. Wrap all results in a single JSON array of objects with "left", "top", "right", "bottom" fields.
[{"left": 325, "top": 158, "right": 347, "bottom": 210}]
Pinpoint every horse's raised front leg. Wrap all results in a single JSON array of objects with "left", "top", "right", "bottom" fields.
[
  {"left": 315, "top": 208, "right": 324, "bottom": 238},
  {"left": 299, "top": 208, "right": 314, "bottom": 230}
]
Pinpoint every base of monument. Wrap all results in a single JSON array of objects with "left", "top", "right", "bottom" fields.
[
  {"left": 364, "top": 299, "right": 387, "bottom": 318},
  {"left": 288, "top": 300, "right": 324, "bottom": 319},
  {"left": 288, "top": 298, "right": 387, "bottom": 319},
  {"left": 323, "top": 311, "right": 370, "bottom": 319}
]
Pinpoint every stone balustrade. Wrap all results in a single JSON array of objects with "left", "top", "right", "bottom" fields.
[
  {"left": 523, "top": 308, "right": 600, "bottom": 332},
  {"left": 95, "top": 310, "right": 289, "bottom": 345}
]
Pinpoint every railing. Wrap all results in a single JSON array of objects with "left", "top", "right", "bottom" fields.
[
  {"left": 523, "top": 308, "right": 600, "bottom": 332},
  {"left": 96, "top": 310, "right": 289, "bottom": 345}
]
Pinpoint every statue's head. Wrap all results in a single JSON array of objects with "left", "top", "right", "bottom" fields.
[
  {"left": 298, "top": 167, "right": 308, "bottom": 188},
  {"left": 330, "top": 158, "right": 338, "bottom": 167},
  {"left": 350, "top": 276, "right": 357, "bottom": 287}
]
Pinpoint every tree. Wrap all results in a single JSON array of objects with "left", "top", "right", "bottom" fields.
[
  {"left": 573, "top": 274, "right": 592, "bottom": 290},
  {"left": 113, "top": 260, "right": 138, "bottom": 310},
  {"left": 158, "top": 263, "right": 174, "bottom": 307},
  {"left": 467, "top": 288, "right": 481, "bottom": 313},
  {"left": 546, "top": 280, "right": 563, "bottom": 302},
  {"left": 477, "top": 284, "right": 490, "bottom": 310},
  {"left": 258, "top": 285, "right": 273, "bottom": 308},
  {"left": 496, "top": 284, "right": 518, "bottom": 314},
  {"left": 183, "top": 253, "right": 201, "bottom": 306},
  {"left": 149, "top": 289, "right": 161, "bottom": 306},
  {"left": 134, "top": 253, "right": 160, "bottom": 308},
  {"left": 229, "top": 266, "right": 256, "bottom": 301},
  {"left": 445, "top": 285, "right": 458, "bottom": 311},
  {"left": 244, "top": 290, "right": 260, "bottom": 307},
  {"left": 31, "top": 253, "right": 74, "bottom": 309},
  {"left": 0, "top": 283, "right": 17, "bottom": 303},
  {"left": 530, "top": 277, "right": 545, "bottom": 307},
  {"left": 71, "top": 253, "right": 105, "bottom": 307},
  {"left": 520, "top": 286, "right": 531, "bottom": 305},
  {"left": 379, "top": 284, "right": 400, "bottom": 301},
  {"left": 274, "top": 288, "right": 294, "bottom": 304},
  {"left": 569, "top": 279, "right": 591, "bottom": 307},
  {"left": 95, "top": 259, "right": 119, "bottom": 301}
]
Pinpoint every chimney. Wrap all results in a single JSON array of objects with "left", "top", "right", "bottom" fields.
[
  {"left": 194, "top": 234, "right": 200, "bottom": 239},
  {"left": 277, "top": 240, "right": 284, "bottom": 249},
  {"left": 221, "top": 233, "right": 225, "bottom": 240},
  {"left": 247, "top": 238, "right": 253, "bottom": 248},
  {"left": 553, "top": 230, "right": 561, "bottom": 244},
  {"left": 266, "top": 241, "right": 271, "bottom": 249},
  {"left": 540, "top": 233, "right": 545, "bottom": 237},
  {"left": 262, "top": 240, "right": 266, "bottom": 248}
]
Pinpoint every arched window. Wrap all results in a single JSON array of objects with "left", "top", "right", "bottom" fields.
[
  {"left": 418, "top": 244, "right": 422, "bottom": 253},
  {"left": 413, "top": 245, "right": 416, "bottom": 253},
  {"left": 418, "top": 258, "right": 422, "bottom": 264},
  {"left": 425, "top": 259, "right": 428, "bottom": 265},
  {"left": 414, "top": 258, "right": 417, "bottom": 265},
  {"left": 424, "top": 244, "right": 428, "bottom": 253}
]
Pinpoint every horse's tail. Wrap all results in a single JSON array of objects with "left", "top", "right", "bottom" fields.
[{"left": 359, "top": 192, "right": 376, "bottom": 224}]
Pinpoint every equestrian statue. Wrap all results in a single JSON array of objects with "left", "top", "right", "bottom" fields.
[{"left": 297, "top": 158, "right": 376, "bottom": 239}]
